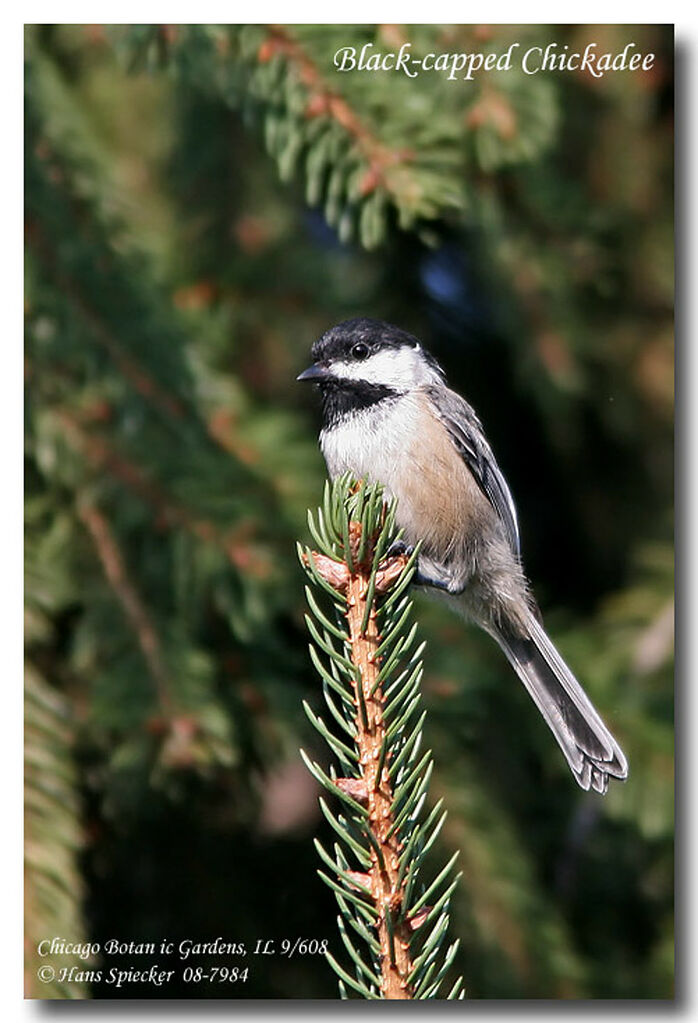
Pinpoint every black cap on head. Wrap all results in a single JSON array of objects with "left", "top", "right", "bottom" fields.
[{"left": 310, "top": 318, "right": 421, "bottom": 364}]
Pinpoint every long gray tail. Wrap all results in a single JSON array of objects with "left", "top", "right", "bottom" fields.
[{"left": 495, "top": 615, "right": 628, "bottom": 794}]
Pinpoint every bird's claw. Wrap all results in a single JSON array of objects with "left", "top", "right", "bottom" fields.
[{"left": 385, "top": 539, "right": 414, "bottom": 560}]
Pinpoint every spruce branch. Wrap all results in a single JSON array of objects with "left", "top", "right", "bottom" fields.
[
  {"left": 114, "top": 25, "right": 561, "bottom": 249},
  {"left": 116, "top": 24, "right": 468, "bottom": 247},
  {"left": 299, "top": 476, "right": 464, "bottom": 1000}
]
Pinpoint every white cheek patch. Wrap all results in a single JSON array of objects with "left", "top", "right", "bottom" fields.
[{"left": 330, "top": 347, "right": 439, "bottom": 389}]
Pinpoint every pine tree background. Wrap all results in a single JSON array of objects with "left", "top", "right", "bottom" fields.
[{"left": 24, "top": 24, "right": 673, "bottom": 999}]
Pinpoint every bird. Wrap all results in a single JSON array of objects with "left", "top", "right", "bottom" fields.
[{"left": 297, "top": 317, "right": 628, "bottom": 794}]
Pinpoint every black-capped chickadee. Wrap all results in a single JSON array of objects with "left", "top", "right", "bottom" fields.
[{"left": 298, "top": 318, "right": 628, "bottom": 794}]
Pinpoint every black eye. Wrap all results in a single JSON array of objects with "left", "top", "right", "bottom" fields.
[{"left": 351, "top": 342, "right": 370, "bottom": 360}]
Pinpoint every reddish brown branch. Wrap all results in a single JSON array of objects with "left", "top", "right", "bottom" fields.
[
  {"left": 54, "top": 409, "right": 270, "bottom": 577},
  {"left": 78, "top": 502, "right": 173, "bottom": 714},
  {"left": 312, "top": 529, "right": 413, "bottom": 999},
  {"left": 258, "top": 26, "right": 416, "bottom": 204}
]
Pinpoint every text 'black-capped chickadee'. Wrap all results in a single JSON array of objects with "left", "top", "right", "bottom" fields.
[{"left": 298, "top": 318, "right": 628, "bottom": 794}]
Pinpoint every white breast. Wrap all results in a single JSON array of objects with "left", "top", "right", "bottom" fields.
[{"left": 319, "top": 394, "right": 421, "bottom": 500}]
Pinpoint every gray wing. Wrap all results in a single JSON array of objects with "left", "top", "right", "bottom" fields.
[{"left": 425, "top": 385, "right": 521, "bottom": 558}]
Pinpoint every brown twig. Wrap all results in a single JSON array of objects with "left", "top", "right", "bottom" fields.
[
  {"left": 78, "top": 502, "right": 173, "bottom": 714},
  {"left": 54, "top": 409, "right": 270, "bottom": 577},
  {"left": 311, "top": 525, "right": 413, "bottom": 999},
  {"left": 25, "top": 217, "right": 186, "bottom": 422}
]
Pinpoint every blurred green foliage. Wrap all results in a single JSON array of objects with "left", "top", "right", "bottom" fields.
[{"left": 24, "top": 23, "right": 673, "bottom": 999}]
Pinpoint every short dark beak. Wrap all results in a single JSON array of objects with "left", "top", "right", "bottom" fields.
[{"left": 297, "top": 362, "right": 330, "bottom": 382}]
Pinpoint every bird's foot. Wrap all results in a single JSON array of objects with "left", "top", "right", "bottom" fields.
[
  {"left": 382, "top": 542, "right": 454, "bottom": 593},
  {"left": 381, "top": 542, "right": 458, "bottom": 594}
]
